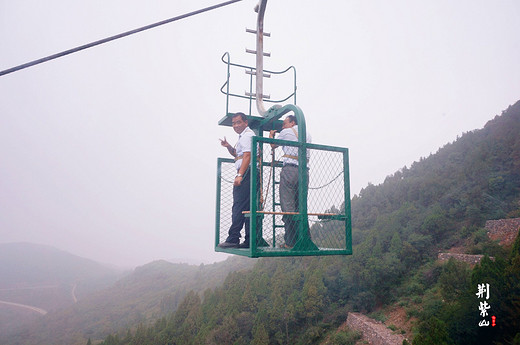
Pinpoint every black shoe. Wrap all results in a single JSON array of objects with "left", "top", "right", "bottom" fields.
[
  {"left": 238, "top": 241, "right": 250, "bottom": 249},
  {"left": 218, "top": 241, "right": 239, "bottom": 248}
]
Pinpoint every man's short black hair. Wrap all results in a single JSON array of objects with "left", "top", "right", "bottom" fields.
[
  {"left": 286, "top": 115, "right": 297, "bottom": 125},
  {"left": 233, "top": 112, "right": 248, "bottom": 122}
]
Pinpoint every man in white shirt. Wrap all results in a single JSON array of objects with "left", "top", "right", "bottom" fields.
[
  {"left": 218, "top": 112, "right": 255, "bottom": 248},
  {"left": 269, "top": 115, "right": 311, "bottom": 248}
]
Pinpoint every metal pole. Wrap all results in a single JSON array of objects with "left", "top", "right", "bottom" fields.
[{"left": 255, "top": 0, "right": 268, "bottom": 116}]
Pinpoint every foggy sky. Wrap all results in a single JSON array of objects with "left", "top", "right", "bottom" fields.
[{"left": 1, "top": 0, "right": 519, "bottom": 267}]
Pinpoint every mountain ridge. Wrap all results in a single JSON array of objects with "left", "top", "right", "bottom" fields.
[{"left": 0, "top": 242, "right": 123, "bottom": 289}]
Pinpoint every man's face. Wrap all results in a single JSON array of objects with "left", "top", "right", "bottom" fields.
[
  {"left": 282, "top": 117, "right": 295, "bottom": 129},
  {"left": 232, "top": 116, "right": 248, "bottom": 134}
]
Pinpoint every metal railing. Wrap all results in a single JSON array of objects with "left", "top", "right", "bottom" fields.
[{"left": 220, "top": 52, "right": 297, "bottom": 117}]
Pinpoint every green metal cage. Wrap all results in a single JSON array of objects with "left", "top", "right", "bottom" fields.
[
  {"left": 215, "top": 52, "right": 351, "bottom": 257},
  {"left": 215, "top": 111, "right": 352, "bottom": 257}
]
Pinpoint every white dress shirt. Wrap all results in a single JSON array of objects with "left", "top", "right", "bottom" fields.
[
  {"left": 234, "top": 127, "right": 255, "bottom": 170},
  {"left": 277, "top": 125, "right": 312, "bottom": 165}
]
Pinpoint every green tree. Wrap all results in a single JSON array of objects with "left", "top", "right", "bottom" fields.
[
  {"left": 329, "top": 329, "right": 361, "bottom": 345},
  {"left": 251, "top": 323, "right": 269, "bottom": 345},
  {"left": 302, "top": 270, "right": 326, "bottom": 323},
  {"left": 240, "top": 282, "right": 258, "bottom": 313},
  {"left": 438, "top": 259, "right": 471, "bottom": 303},
  {"left": 413, "top": 317, "right": 451, "bottom": 345},
  {"left": 102, "top": 334, "right": 120, "bottom": 345},
  {"left": 501, "top": 229, "right": 520, "bottom": 344}
]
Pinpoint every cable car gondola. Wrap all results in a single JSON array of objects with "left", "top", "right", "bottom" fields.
[{"left": 215, "top": 0, "right": 352, "bottom": 257}]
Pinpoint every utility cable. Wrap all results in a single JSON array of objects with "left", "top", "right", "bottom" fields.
[{"left": 0, "top": 0, "right": 242, "bottom": 77}]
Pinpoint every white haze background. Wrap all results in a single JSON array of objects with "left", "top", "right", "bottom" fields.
[{"left": 1, "top": 0, "right": 519, "bottom": 267}]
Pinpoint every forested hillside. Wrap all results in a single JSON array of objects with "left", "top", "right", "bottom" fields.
[
  {"left": 353, "top": 100, "right": 520, "bottom": 242},
  {"left": 94, "top": 101, "right": 520, "bottom": 345}
]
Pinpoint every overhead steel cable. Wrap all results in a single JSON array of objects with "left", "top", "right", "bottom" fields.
[{"left": 0, "top": 0, "right": 242, "bottom": 77}]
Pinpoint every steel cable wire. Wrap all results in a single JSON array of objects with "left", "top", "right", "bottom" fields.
[{"left": 0, "top": 0, "right": 242, "bottom": 77}]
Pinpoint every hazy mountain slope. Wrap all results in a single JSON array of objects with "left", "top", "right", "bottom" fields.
[
  {"left": 0, "top": 242, "right": 123, "bottom": 342},
  {"left": 0, "top": 242, "right": 120, "bottom": 289},
  {"left": 3, "top": 255, "right": 253, "bottom": 345}
]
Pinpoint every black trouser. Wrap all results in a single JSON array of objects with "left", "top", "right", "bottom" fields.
[{"left": 226, "top": 169, "right": 251, "bottom": 244}]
